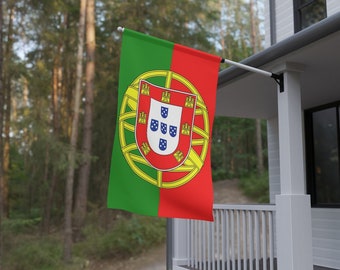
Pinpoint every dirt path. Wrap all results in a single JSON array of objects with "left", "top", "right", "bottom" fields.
[{"left": 89, "top": 179, "right": 253, "bottom": 270}]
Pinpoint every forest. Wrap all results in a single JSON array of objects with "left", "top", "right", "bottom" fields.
[{"left": 0, "top": 0, "right": 267, "bottom": 269}]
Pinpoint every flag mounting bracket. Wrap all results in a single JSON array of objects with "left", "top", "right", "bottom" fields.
[
  {"left": 271, "top": 73, "right": 284, "bottom": 93},
  {"left": 220, "top": 58, "right": 284, "bottom": 92}
]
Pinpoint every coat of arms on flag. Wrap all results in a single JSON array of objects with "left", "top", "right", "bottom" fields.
[
  {"left": 136, "top": 80, "right": 196, "bottom": 171},
  {"left": 107, "top": 28, "right": 221, "bottom": 221}
]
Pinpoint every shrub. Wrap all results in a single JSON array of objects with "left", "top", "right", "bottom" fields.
[
  {"left": 239, "top": 171, "right": 269, "bottom": 203},
  {"left": 1, "top": 214, "right": 166, "bottom": 269},
  {"left": 212, "top": 168, "right": 228, "bottom": 181},
  {"left": 2, "top": 235, "right": 62, "bottom": 270},
  {"left": 74, "top": 215, "right": 166, "bottom": 259},
  {"left": 1, "top": 217, "right": 41, "bottom": 234}
]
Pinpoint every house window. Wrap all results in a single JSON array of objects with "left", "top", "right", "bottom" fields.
[
  {"left": 294, "top": 0, "right": 327, "bottom": 32},
  {"left": 305, "top": 103, "right": 340, "bottom": 207}
]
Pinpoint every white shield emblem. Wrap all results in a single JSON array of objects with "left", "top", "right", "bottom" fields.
[
  {"left": 135, "top": 80, "right": 197, "bottom": 171},
  {"left": 147, "top": 99, "right": 182, "bottom": 155}
]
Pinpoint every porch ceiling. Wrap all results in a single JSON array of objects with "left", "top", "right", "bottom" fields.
[{"left": 216, "top": 27, "right": 340, "bottom": 120}]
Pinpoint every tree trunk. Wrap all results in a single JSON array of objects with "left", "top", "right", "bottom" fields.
[
  {"left": 74, "top": 0, "right": 95, "bottom": 241},
  {"left": 0, "top": 0, "right": 5, "bottom": 263},
  {"left": 42, "top": 12, "right": 66, "bottom": 234},
  {"left": 63, "top": 0, "right": 87, "bottom": 263},
  {"left": 3, "top": 69, "right": 11, "bottom": 219},
  {"left": 42, "top": 152, "right": 58, "bottom": 234},
  {"left": 2, "top": 4, "right": 14, "bottom": 219},
  {"left": 249, "top": 0, "right": 264, "bottom": 175},
  {"left": 255, "top": 119, "right": 264, "bottom": 174}
]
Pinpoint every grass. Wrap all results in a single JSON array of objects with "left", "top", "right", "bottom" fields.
[
  {"left": 1, "top": 173, "right": 269, "bottom": 269},
  {"left": 1, "top": 230, "right": 63, "bottom": 270},
  {"left": 74, "top": 215, "right": 166, "bottom": 260},
  {"left": 1, "top": 214, "right": 167, "bottom": 270}
]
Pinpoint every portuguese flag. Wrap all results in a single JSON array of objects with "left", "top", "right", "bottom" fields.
[{"left": 107, "top": 28, "right": 220, "bottom": 221}]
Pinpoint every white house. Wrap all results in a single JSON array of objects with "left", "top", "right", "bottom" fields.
[{"left": 170, "top": 1, "right": 340, "bottom": 270}]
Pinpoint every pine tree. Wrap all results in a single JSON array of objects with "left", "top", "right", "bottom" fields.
[
  {"left": 63, "top": 0, "right": 87, "bottom": 262},
  {"left": 74, "top": 0, "right": 96, "bottom": 240}
]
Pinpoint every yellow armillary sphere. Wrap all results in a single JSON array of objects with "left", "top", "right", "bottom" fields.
[{"left": 118, "top": 70, "right": 210, "bottom": 188}]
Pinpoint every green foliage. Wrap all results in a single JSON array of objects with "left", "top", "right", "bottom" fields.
[
  {"left": 2, "top": 232, "right": 62, "bottom": 270},
  {"left": 239, "top": 171, "right": 269, "bottom": 203},
  {"left": 3, "top": 0, "right": 267, "bottom": 266},
  {"left": 1, "top": 214, "right": 166, "bottom": 269},
  {"left": 4, "top": 238, "right": 61, "bottom": 270},
  {"left": 1, "top": 217, "right": 41, "bottom": 234},
  {"left": 5, "top": 0, "right": 266, "bottom": 217},
  {"left": 212, "top": 168, "right": 228, "bottom": 181},
  {"left": 1, "top": 217, "right": 43, "bottom": 266},
  {"left": 105, "top": 0, "right": 218, "bottom": 51},
  {"left": 74, "top": 215, "right": 166, "bottom": 259},
  {"left": 212, "top": 116, "right": 267, "bottom": 180}
]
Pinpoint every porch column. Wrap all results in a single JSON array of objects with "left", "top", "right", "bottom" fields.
[
  {"left": 171, "top": 218, "right": 189, "bottom": 269},
  {"left": 275, "top": 63, "right": 313, "bottom": 270}
]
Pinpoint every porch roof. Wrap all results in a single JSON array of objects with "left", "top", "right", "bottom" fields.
[{"left": 216, "top": 12, "right": 340, "bottom": 119}]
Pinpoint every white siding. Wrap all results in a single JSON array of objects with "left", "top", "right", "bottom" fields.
[
  {"left": 266, "top": 0, "right": 340, "bottom": 46},
  {"left": 275, "top": 0, "right": 294, "bottom": 42},
  {"left": 267, "top": 117, "right": 280, "bottom": 203},
  {"left": 327, "top": 0, "right": 340, "bottom": 16},
  {"left": 311, "top": 208, "right": 340, "bottom": 269}
]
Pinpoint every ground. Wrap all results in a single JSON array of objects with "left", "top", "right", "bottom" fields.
[{"left": 88, "top": 179, "right": 253, "bottom": 270}]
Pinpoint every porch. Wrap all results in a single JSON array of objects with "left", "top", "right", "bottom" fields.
[
  {"left": 169, "top": 15, "right": 340, "bottom": 270},
  {"left": 170, "top": 64, "right": 316, "bottom": 269},
  {"left": 171, "top": 204, "right": 335, "bottom": 270},
  {"left": 184, "top": 204, "right": 276, "bottom": 270}
]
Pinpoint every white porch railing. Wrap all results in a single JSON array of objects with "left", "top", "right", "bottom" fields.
[{"left": 184, "top": 204, "right": 277, "bottom": 270}]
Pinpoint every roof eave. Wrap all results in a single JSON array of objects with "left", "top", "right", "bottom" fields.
[{"left": 218, "top": 12, "right": 340, "bottom": 88}]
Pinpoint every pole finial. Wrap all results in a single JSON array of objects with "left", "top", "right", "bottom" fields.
[{"left": 117, "top": 26, "right": 124, "bottom": 32}]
